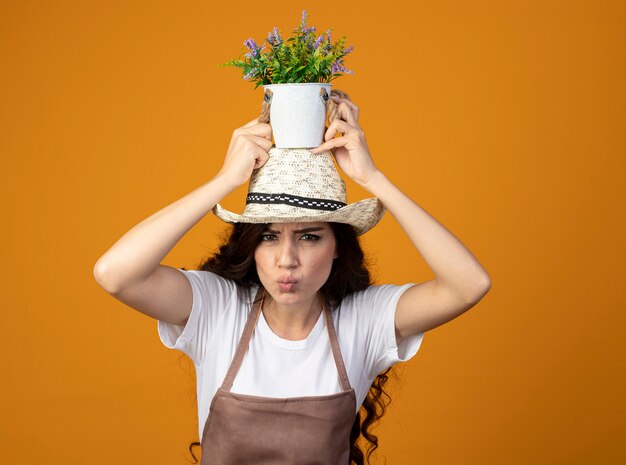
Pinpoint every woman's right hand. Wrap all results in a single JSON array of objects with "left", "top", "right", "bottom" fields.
[
  {"left": 217, "top": 117, "right": 273, "bottom": 188},
  {"left": 94, "top": 119, "right": 271, "bottom": 298}
]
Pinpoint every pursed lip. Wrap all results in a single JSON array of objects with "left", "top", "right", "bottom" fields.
[{"left": 277, "top": 276, "right": 298, "bottom": 284}]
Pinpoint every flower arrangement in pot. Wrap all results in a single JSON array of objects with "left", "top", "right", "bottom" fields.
[{"left": 220, "top": 10, "right": 355, "bottom": 148}]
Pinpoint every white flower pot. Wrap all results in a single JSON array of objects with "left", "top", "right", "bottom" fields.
[{"left": 262, "top": 83, "right": 331, "bottom": 149}]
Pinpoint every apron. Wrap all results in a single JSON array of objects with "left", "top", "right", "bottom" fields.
[{"left": 200, "top": 287, "right": 357, "bottom": 465}]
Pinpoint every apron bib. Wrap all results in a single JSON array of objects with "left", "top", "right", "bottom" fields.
[{"left": 200, "top": 287, "right": 357, "bottom": 465}]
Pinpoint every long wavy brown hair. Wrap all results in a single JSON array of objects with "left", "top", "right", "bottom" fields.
[{"left": 184, "top": 222, "right": 397, "bottom": 465}]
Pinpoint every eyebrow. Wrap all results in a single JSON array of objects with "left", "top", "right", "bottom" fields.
[{"left": 264, "top": 227, "right": 326, "bottom": 234}]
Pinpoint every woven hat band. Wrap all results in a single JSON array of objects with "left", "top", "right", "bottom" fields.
[
  {"left": 246, "top": 192, "right": 347, "bottom": 211},
  {"left": 211, "top": 147, "right": 386, "bottom": 236}
]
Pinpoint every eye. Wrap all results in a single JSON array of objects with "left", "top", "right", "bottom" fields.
[
  {"left": 301, "top": 234, "right": 320, "bottom": 241},
  {"left": 260, "top": 234, "right": 277, "bottom": 241}
]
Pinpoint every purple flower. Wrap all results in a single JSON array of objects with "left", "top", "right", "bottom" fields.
[
  {"left": 243, "top": 68, "right": 258, "bottom": 80},
  {"left": 244, "top": 38, "right": 259, "bottom": 53},
  {"left": 244, "top": 38, "right": 263, "bottom": 58},
  {"left": 331, "top": 61, "right": 354, "bottom": 75},
  {"left": 324, "top": 29, "right": 332, "bottom": 52},
  {"left": 298, "top": 10, "right": 316, "bottom": 35},
  {"left": 344, "top": 45, "right": 354, "bottom": 55},
  {"left": 267, "top": 27, "right": 282, "bottom": 46},
  {"left": 314, "top": 35, "right": 324, "bottom": 50},
  {"left": 300, "top": 10, "right": 308, "bottom": 30}
]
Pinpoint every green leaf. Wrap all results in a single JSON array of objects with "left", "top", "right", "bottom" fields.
[{"left": 221, "top": 13, "right": 355, "bottom": 86}]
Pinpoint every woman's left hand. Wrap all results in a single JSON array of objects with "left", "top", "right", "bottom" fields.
[{"left": 310, "top": 95, "right": 380, "bottom": 188}]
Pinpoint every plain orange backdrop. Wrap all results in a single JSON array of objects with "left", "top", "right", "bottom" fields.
[{"left": 1, "top": 1, "right": 624, "bottom": 464}]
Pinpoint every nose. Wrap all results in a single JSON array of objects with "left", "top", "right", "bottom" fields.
[{"left": 276, "top": 237, "right": 299, "bottom": 268}]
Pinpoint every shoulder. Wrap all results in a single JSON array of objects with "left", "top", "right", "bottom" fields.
[
  {"left": 179, "top": 268, "right": 237, "bottom": 291},
  {"left": 334, "top": 284, "right": 416, "bottom": 341},
  {"left": 339, "top": 283, "right": 416, "bottom": 308},
  {"left": 178, "top": 269, "right": 258, "bottom": 308}
]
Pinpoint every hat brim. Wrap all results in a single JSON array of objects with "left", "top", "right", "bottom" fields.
[{"left": 212, "top": 197, "right": 386, "bottom": 236}]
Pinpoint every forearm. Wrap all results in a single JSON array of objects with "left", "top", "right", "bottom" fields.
[
  {"left": 94, "top": 173, "right": 237, "bottom": 292},
  {"left": 363, "top": 170, "right": 491, "bottom": 300}
]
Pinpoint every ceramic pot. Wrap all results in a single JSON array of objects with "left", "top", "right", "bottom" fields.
[{"left": 262, "top": 82, "right": 331, "bottom": 148}]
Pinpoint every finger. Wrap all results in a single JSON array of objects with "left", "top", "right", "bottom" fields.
[
  {"left": 331, "top": 96, "right": 359, "bottom": 121},
  {"left": 310, "top": 135, "right": 349, "bottom": 154},
  {"left": 244, "top": 122, "right": 273, "bottom": 138},
  {"left": 324, "top": 119, "right": 353, "bottom": 142},
  {"left": 334, "top": 101, "right": 358, "bottom": 126},
  {"left": 253, "top": 148, "right": 270, "bottom": 169},
  {"left": 248, "top": 134, "right": 274, "bottom": 150}
]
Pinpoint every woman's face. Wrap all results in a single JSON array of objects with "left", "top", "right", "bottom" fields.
[{"left": 254, "top": 222, "right": 338, "bottom": 310}]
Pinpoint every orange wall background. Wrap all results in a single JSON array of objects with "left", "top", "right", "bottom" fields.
[{"left": 1, "top": 1, "right": 624, "bottom": 464}]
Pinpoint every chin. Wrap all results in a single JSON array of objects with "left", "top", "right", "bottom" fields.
[
  {"left": 273, "top": 290, "right": 303, "bottom": 301},
  {"left": 269, "top": 287, "right": 315, "bottom": 304}
]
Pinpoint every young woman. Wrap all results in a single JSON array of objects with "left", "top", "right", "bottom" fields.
[{"left": 94, "top": 93, "right": 491, "bottom": 465}]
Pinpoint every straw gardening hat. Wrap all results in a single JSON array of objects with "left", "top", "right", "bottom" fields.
[{"left": 212, "top": 146, "right": 386, "bottom": 235}]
